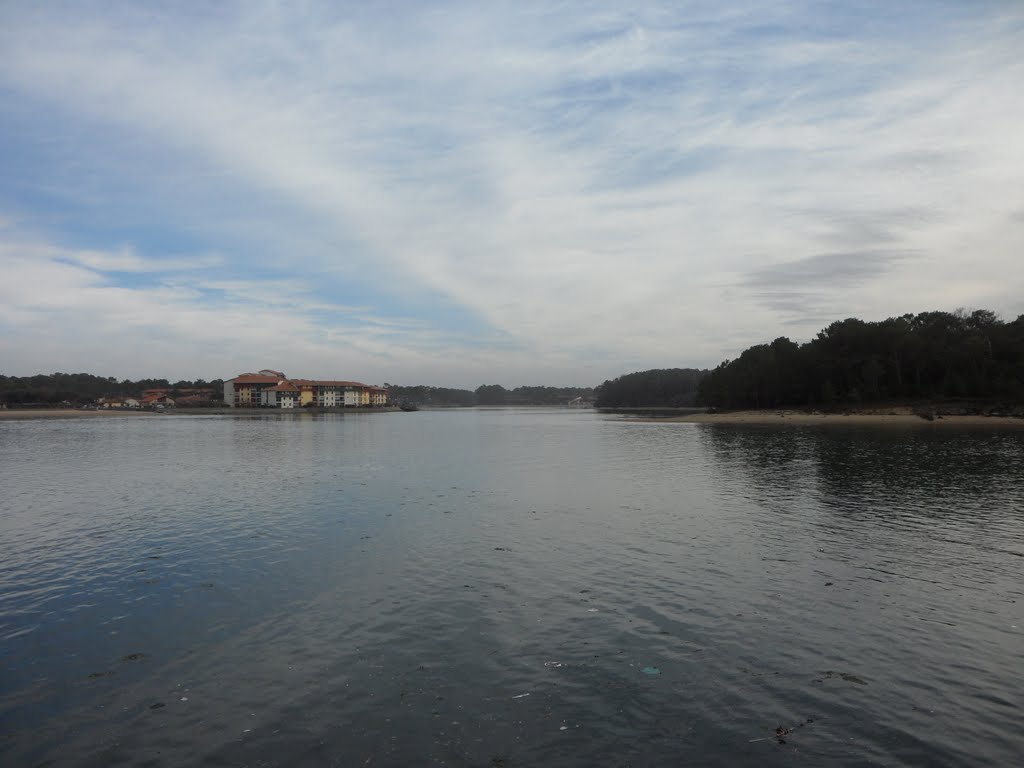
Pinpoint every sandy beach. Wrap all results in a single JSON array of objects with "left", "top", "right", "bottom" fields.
[{"left": 633, "top": 409, "right": 1024, "bottom": 427}]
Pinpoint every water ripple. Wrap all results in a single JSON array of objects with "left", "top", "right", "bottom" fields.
[{"left": 1, "top": 412, "right": 1021, "bottom": 766}]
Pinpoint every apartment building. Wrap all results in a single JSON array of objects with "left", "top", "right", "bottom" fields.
[{"left": 223, "top": 370, "right": 389, "bottom": 408}]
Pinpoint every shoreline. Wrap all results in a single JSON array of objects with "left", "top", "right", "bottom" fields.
[
  {"left": 5, "top": 407, "right": 1023, "bottom": 427},
  {"left": 0, "top": 407, "right": 400, "bottom": 420},
  {"left": 0, "top": 409, "right": 158, "bottom": 420},
  {"left": 627, "top": 409, "right": 1024, "bottom": 427}
]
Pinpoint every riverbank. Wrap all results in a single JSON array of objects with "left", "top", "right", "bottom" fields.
[
  {"left": 632, "top": 408, "right": 1024, "bottom": 427},
  {"left": 0, "top": 409, "right": 154, "bottom": 420},
  {"left": 0, "top": 406, "right": 401, "bottom": 420}
]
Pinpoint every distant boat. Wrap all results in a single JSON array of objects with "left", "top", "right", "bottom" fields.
[{"left": 399, "top": 402, "right": 419, "bottom": 412}]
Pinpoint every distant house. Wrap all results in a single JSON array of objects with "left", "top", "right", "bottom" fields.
[
  {"left": 223, "top": 373, "right": 280, "bottom": 406},
  {"left": 97, "top": 397, "right": 140, "bottom": 409},
  {"left": 344, "top": 386, "right": 361, "bottom": 407},
  {"left": 265, "top": 380, "right": 300, "bottom": 408},
  {"left": 369, "top": 386, "right": 388, "bottom": 406},
  {"left": 141, "top": 393, "right": 175, "bottom": 408}
]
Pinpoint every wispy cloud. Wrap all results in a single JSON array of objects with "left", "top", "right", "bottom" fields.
[
  {"left": 1, "top": 1, "right": 1022, "bottom": 383},
  {"left": 62, "top": 247, "right": 221, "bottom": 273}
]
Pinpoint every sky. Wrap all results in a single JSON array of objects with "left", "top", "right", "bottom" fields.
[{"left": 1, "top": 1, "right": 1022, "bottom": 387}]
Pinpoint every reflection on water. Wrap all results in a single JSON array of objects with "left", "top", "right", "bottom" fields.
[
  {"left": 700, "top": 424, "right": 1024, "bottom": 509},
  {"left": 1, "top": 412, "right": 1022, "bottom": 767}
]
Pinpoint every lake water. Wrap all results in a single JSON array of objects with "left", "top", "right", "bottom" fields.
[{"left": 1, "top": 410, "right": 1022, "bottom": 767}]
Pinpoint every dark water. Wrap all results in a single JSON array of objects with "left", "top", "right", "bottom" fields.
[{"left": 1, "top": 410, "right": 1022, "bottom": 767}]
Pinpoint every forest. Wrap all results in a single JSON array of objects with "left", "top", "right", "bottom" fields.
[
  {"left": 383, "top": 384, "right": 477, "bottom": 407},
  {"left": 696, "top": 309, "right": 1024, "bottom": 409},
  {"left": 0, "top": 373, "right": 223, "bottom": 405},
  {"left": 380, "top": 384, "right": 594, "bottom": 407},
  {"left": 594, "top": 368, "right": 707, "bottom": 408},
  {"left": 473, "top": 384, "right": 595, "bottom": 406}
]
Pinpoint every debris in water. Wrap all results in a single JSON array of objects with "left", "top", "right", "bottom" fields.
[
  {"left": 121, "top": 653, "right": 146, "bottom": 662},
  {"left": 641, "top": 666, "right": 661, "bottom": 676},
  {"left": 822, "top": 670, "right": 867, "bottom": 685},
  {"left": 559, "top": 726, "right": 568, "bottom": 731},
  {"left": 511, "top": 693, "right": 530, "bottom": 699},
  {"left": 748, "top": 717, "right": 817, "bottom": 744},
  {"left": 544, "top": 661, "right": 564, "bottom": 668}
]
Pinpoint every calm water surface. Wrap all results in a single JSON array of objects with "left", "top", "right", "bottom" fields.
[{"left": 1, "top": 410, "right": 1022, "bottom": 767}]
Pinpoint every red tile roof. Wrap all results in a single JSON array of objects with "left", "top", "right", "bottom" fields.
[
  {"left": 291, "top": 379, "right": 368, "bottom": 387},
  {"left": 231, "top": 374, "right": 281, "bottom": 384},
  {"left": 230, "top": 373, "right": 370, "bottom": 388}
]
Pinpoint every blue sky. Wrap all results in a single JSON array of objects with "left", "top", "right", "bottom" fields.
[{"left": 1, "top": 1, "right": 1022, "bottom": 386}]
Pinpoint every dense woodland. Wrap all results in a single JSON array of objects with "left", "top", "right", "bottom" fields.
[
  {"left": 594, "top": 368, "right": 706, "bottom": 408},
  {"left": 696, "top": 310, "right": 1024, "bottom": 409},
  {"left": 473, "top": 384, "right": 595, "bottom": 406},
  {"left": 383, "top": 384, "right": 477, "bottom": 407},
  {"left": 377, "top": 384, "right": 594, "bottom": 407},
  {"left": 0, "top": 373, "right": 223, "bottom": 405}
]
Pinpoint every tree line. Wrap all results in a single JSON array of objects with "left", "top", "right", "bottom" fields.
[
  {"left": 0, "top": 373, "right": 223, "bottom": 405},
  {"left": 696, "top": 309, "right": 1024, "bottom": 409},
  {"left": 594, "top": 368, "right": 706, "bottom": 408},
  {"left": 473, "top": 384, "right": 595, "bottom": 406},
  {"left": 381, "top": 383, "right": 596, "bottom": 406},
  {"left": 16, "top": 309, "right": 1016, "bottom": 412},
  {"left": 1, "top": 374, "right": 596, "bottom": 408},
  {"left": 383, "top": 384, "right": 477, "bottom": 407}
]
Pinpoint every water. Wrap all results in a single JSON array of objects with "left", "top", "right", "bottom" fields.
[{"left": 1, "top": 410, "right": 1022, "bottom": 767}]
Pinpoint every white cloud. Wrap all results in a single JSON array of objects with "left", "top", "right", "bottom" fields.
[
  {"left": 0, "top": 1, "right": 1022, "bottom": 384},
  {"left": 0, "top": 232, "right": 557, "bottom": 384},
  {"left": 65, "top": 247, "right": 222, "bottom": 273}
]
